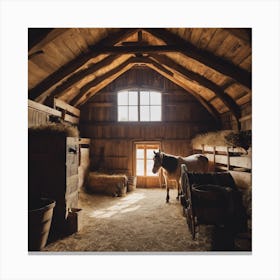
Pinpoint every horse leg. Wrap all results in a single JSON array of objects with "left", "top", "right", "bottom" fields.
[
  {"left": 164, "top": 174, "right": 169, "bottom": 203},
  {"left": 176, "top": 180, "right": 180, "bottom": 200},
  {"left": 166, "top": 186, "right": 170, "bottom": 203}
]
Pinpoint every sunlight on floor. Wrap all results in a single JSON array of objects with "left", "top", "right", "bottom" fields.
[{"left": 90, "top": 192, "right": 146, "bottom": 218}]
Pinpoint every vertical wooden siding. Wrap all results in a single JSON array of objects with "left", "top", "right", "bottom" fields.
[
  {"left": 220, "top": 102, "right": 251, "bottom": 131},
  {"left": 79, "top": 67, "right": 218, "bottom": 175}
]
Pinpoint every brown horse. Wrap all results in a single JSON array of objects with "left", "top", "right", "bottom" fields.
[{"left": 152, "top": 151, "right": 209, "bottom": 203}]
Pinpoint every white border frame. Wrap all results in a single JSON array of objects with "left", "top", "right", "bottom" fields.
[{"left": 1, "top": 0, "right": 280, "bottom": 279}]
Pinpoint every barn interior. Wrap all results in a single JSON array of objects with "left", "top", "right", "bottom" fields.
[{"left": 28, "top": 28, "right": 252, "bottom": 252}]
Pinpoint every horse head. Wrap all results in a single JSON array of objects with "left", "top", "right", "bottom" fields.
[{"left": 152, "top": 150, "right": 163, "bottom": 174}]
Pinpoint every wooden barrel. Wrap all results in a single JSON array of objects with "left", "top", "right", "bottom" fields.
[
  {"left": 28, "top": 198, "right": 56, "bottom": 251},
  {"left": 191, "top": 184, "right": 233, "bottom": 225},
  {"left": 127, "top": 176, "right": 137, "bottom": 192}
]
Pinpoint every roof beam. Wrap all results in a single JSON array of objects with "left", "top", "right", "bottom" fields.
[
  {"left": 47, "top": 54, "right": 122, "bottom": 100},
  {"left": 71, "top": 56, "right": 220, "bottom": 120},
  {"left": 70, "top": 57, "right": 136, "bottom": 106},
  {"left": 144, "top": 28, "right": 251, "bottom": 89},
  {"left": 149, "top": 53, "right": 241, "bottom": 123},
  {"left": 29, "top": 28, "right": 140, "bottom": 100},
  {"left": 142, "top": 58, "right": 220, "bottom": 121},
  {"left": 76, "top": 64, "right": 134, "bottom": 107},
  {"left": 87, "top": 44, "right": 193, "bottom": 54}
]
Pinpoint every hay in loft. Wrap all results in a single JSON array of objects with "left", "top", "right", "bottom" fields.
[
  {"left": 191, "top": 130, "right": 234, "bottom": 147},
  {"left": 29, "top": 123, "right": 79, "bottom": 138},
  {"left": 192, "top": 130, "right": 252, "bottom": 153},
  {"left": 87, "top": 172, "right": 128, "bottom": 197},
  {"left": 224, "top": 130, "right": 252, "bottom": 151}
]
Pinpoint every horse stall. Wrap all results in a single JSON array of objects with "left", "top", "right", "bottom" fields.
[{"left": 27, "top": 28, "right": 253, "bottom": 253}]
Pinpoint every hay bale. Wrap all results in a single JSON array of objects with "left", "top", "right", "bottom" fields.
[{"left": 87, "top": 172, "right": 128, "bottom": 197}]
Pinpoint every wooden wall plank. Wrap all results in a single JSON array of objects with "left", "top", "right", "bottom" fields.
[
  {"left": 54, "top": 98, "right": 80, "bottom": 117},
  {"left": 28, "top": 99, "right": 62, "bottom": 117},
  {"left": 79, "top": 68, "right": 218, "bottom": 174}
]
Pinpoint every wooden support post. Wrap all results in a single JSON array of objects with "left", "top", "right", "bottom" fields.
[
  {"left": 213, "top": 146, "right": 216, "bottom": 170},
  {"left": 226, "top": 146, "right": 230, "bottom": 170}
]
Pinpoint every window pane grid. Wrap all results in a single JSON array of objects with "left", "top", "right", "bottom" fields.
[
  {"left": 118, "top": 90, "right": 161, "bottom": 122},
  {"left": 136, "top": 145, "right": 159, "bottom": 176}
]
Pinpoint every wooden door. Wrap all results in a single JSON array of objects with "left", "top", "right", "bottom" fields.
[{"left": 134, "top": 142, "right": 161, "bottom": 188}]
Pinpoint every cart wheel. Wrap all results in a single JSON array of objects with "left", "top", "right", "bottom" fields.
[{"left": 186, "top": 206, "right": 196, "bottom": 240}]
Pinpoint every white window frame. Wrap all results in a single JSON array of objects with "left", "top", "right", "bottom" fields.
[{"left": 117, "top": 89, "right": 162, "bottom": 122}]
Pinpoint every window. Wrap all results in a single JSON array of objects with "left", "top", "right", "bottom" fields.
[
  {"left": 136, "top": 144, "right": 160, "bottom": 176},
  {"left": 118, "top": 90, "right": 161, "bottom": 121}
]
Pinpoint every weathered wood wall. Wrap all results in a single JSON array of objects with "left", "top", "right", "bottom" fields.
[
  {"left": 221, "top": 102, "right": 251, "bottom": 131},
  {"left": 79, "top": 67, "right": 218, "bottom": 175},
  {"left": 28, "top": 99, "right": 80, "bottom": 127},
  {"left": 28, "top": 99, "right": 59, "bottom": 127}
]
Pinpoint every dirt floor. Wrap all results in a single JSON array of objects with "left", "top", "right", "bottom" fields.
[{"left": 43, "top": 188, "right": 250, "bottom": 252}]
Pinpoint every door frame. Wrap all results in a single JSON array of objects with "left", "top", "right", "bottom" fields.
[{"left": 132, "top": 141, "right": 162, "bottom": 188}]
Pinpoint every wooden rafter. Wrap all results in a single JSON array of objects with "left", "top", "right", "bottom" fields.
[
  {"left": 143, "top": 28, "right": 251, "bottom": 89},
  {"left": 73, "top": 55, "right": 220, "bottom": 120},
  {"left": 47, "top": 54, "right": 122, "bottom": 99},
  {"left": 144, "top": 60, "right": 220, "bottom": 122},
  {"left": 29, "top": 28, "right": 140, "bottom": 100},
  {"left": 149, "top": 54, "right": 241, "bottom": 123},
  {"left": 70, "top": 57, "right": 136, "bottom": 106},
  {"left": 87, "top": 44, "right": 195, "bottom": 54},
  {"left": 76, "top": 64, "right": 134, "bottom": 107}
]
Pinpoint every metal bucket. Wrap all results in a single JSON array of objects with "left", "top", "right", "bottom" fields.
[{"left": 127, "top": 176, "right": 137, "bottom": 192}]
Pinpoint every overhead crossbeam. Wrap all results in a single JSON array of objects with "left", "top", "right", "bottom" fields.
[
  {"left": 70, "top": 57, "right": 136, "bottom": 106},
  {"left": 29, "top": 28, "right": 140, "bottom": 100},
  {"left": 149, "top": 54, "right": 241, "bottom": 124},
  {"left": 69, "top": 55, "right": 221, "bottom": 122},
  {"left": 143, "top": 28, "right": 251, "bottom": 90}
]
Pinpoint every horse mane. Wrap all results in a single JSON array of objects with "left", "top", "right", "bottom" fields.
[{"left": 161, "top": 153, "right": 178, "bottom": 173}]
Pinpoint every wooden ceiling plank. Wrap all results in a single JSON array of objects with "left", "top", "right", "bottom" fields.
[
  {"left": 182, "top": 28, "right": 192, "bottom": 42},
  {"left": 223, "top": 28, "right": 251, "bottom": 45},
  {"left": 46, "top": 41, "right": 72, "bottom": 65},
  {"left": 29, "top": 28, "right": 140, "bottom": 101},
  {"left": 238, "top": 53, "right": 252, "bottom": 72},
  {"left": 28, "top": 28, "right": 67, "bottom": 52},
  {"left": 30, "top": 58, "right": 60, "bottom": 76},
  {"left": 197, "top": 28, "right": 217, "bottom": 49},
  {"left": 206, "top": 29, "right": 229, "bottom": 53},
  {"left": 144, "top": 28, "right": 251, "bottom": 89},
  {"left": 190, "top": 28, "right": 203, "bottom": 46},
  {"left": 231, "top": 45, "right": 251, "bottom": 67}
]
